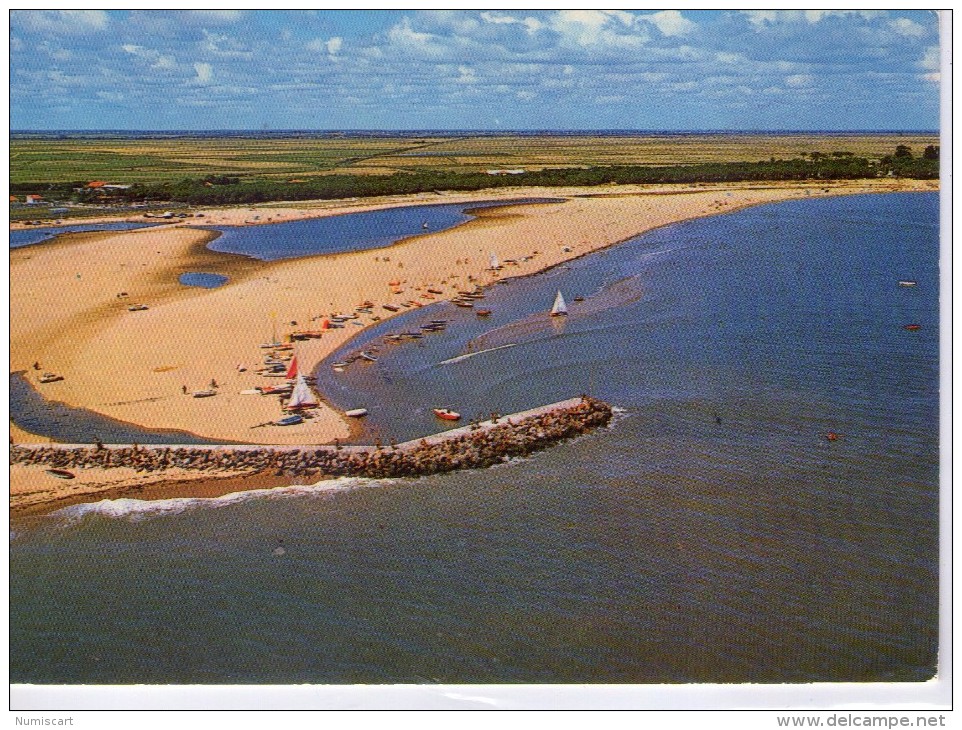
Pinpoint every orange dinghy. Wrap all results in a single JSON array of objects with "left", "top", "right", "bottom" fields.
[{"left": 433, "top": 408, "right": 461, "bottom": 421}]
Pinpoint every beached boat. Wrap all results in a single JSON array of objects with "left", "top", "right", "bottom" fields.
[
  {"left": 38, "top": 372, "right": 64, "bottom": 383},
  {"left": 359, "top": 352, "right": 378, "bottom": 362},
  {"left": 127, "top": 304, "right": 149, "bottom": 312},
  {"left": 192, "top": 389, "right": 217, "bottom": 398},
  {"left": 453, "top": 299, "right": 474, "bottom": 308},
  {"left": 258, "top": 385, "right": 293, "bottom": 396},
  {"left": 550, "top": 290, "right": 569, "bottom": 317},
  {"left": 345, "top": 408, "right": 369, "bottom": 418},
  {"left": 46, "top": 468, "right": 75, "bottom": 480},
  {"left": 433, "top": 408, "right": 461, "bottom": 421},
  {"left": 275, "top": 414, "right": 303, "bottom": 426},
  {"left": 286, "top": 373, "right": 319, "bottom": 409},
  {"left": 383, "top": 304, "right": 400, "bottom": 312}
]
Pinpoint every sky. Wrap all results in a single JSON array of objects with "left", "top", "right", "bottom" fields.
[{"left": 9, "top": 9, "right": 943, "bottom": 131}]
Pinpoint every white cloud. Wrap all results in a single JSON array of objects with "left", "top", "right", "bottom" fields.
[
  {"left": 306, "top": 37, "right": 342, "bottom": 55},
  {"left": 123, "top": 43, "right": 177, "bottom": 71},
  {"left": 919, "top": 46, "right": 941, "bottom": 71},
  {"left": 192, "top": 62, "right": 213, "bottom": 85},
  {"left": 480, "top": 11, "right": 542, "bottom": 34},
  {"left": 744, "top": 10, "right": 883, "bottom": 29},
  {"left": 456, "top": 66, "right": 477, "bottom": 84},
  {"left": 644, "top": 10, "right": 696, "bottom": 37},
  {"left": 550, "top": 10, "right": 647, "bottom": 49},
  {"left": 785, "top": 74, "right": 814, "bottom": 88},
  {"left": 181, "top": 10, "right": 245, "bottom": 25},
  {"left": 716, "top": 52, "right": 743, "bottom": 64},
  {"left": 16, "top": 10, "right": 109, "bottom": 34},
  {"left": 890, "top": 18, "right": 926, "bottom": 37}
]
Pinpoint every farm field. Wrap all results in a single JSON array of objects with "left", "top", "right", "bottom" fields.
[{"left": 10, "top": 132, "right": 939, "bottom": 185}]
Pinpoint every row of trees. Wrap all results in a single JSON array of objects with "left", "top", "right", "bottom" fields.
[{"left": 13, "top": 146, "right": 939, "bottom": 207}]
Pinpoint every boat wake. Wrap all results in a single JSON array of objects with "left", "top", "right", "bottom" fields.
[
  {"left": 48, "top": 476, "right": 385, "bottom": 524},
  {"left": 464, "top": 274, "right": 647, "bottom": 353}
]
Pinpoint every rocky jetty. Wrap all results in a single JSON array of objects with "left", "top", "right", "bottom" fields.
[{"left": 11, "top": 397, "right": 613, "bottom": 481}]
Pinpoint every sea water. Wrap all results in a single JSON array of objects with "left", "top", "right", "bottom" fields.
[{"left": 10, "top": 193, "right": 939, "bottom": 684}]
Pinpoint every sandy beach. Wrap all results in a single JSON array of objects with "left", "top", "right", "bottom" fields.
[{"left": 11, "top": 178, "right": 936, "bottom": 453}]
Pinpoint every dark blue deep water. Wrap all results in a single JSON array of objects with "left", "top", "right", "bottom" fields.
[{"left": 10, "top": 193, "right": 940, "bottom": 684}]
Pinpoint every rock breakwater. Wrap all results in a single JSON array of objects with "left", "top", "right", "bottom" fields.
[{"left": 11, "top": 397, "right": 613, "bottom": 481}]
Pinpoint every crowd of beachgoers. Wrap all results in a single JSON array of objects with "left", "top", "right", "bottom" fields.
[{"left": 11, "top": 396, "right": 613, "bottom": 481}]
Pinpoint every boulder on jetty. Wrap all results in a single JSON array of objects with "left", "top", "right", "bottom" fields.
[{"left": 10, "top": 397, "right": 613, "bottom": 483}]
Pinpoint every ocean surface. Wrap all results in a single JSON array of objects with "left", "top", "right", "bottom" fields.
[{"left": 10, "top": 192, "right": 940, "bottom": 684}]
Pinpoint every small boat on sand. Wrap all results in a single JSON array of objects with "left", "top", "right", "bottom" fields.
[
  {"left": 192, "top": 389, "right": 217, "bottom": 398},
  {"left": 127, "top": 304, "right": 149, "bottom": 312},
  {"left": 275, "top": 414, "right": 304, "bottom": 426},
  {"left": 433, "top": 408, "right": 461, "bottom": 421},
  {"left": 46, "top": 468, "right": 76, "bottom": 480},
  {"left": 383, "top": 304, "right": 400, "bottom": 312},
  {"left": 258, "top": 385, "right": 293, "bottom": 396},
  {"left": 345, "top": 408, "right": 369, "bottom": 418},
  {"left": 38, "top": 372, "right": 64, "bottom": 383}
]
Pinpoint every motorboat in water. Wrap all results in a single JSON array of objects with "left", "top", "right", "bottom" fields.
[{"left": 433, "top": 408, "right": 461, "bottom": 421}]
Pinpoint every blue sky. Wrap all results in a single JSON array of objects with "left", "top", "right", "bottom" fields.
[{"left": 9, "top": 9, "right": 943, "bottom": 131}]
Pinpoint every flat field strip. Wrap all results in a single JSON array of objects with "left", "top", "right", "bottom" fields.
[{"left": 11, "top": 133, "right": 938, "bottom": 184}]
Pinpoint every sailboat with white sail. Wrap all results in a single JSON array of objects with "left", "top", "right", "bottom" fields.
[
  {"left": 285, "top": 372, "right": 319, "bottom": 410},
  {"left": 550, "top": 290, "right": 568, "bottom": 317}
]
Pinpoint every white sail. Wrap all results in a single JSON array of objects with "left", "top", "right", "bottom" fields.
[
  {"left": 286, "top": 373, "right": 318, "bottom": 408},
  {"left": 489, "top": 252, "right": 500, "bottom": 269},
  {"left": 550, "top": 290, "right": 568, "bottom": 316}
]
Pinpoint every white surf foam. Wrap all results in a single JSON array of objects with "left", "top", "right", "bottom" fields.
[{"left": 49, "top": 476, "right": 385, "bottom": 524}]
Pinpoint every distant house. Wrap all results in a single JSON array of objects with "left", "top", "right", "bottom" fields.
[
  {"left": 25, "top": 194, "right": 43, "bottom": 204},
  {"left": 486, "top": 169, "right": 526, "bottom": 175}
]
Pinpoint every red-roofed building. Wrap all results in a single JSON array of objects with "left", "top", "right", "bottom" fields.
[{"left": 86, "top": 181, "right": 106, "bottom": 188}]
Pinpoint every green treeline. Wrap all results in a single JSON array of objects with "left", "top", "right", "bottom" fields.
[{"left": 12, "top": 150, "right": 938, "bottom": 206}]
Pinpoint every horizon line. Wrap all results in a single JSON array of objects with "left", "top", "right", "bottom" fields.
[{"left": 11, "top": 128, "right": 940, "bottom": 135}]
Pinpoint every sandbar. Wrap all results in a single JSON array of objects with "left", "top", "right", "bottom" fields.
[{"left": 11, "top": 178, "right": 937, "bottom": 449}]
